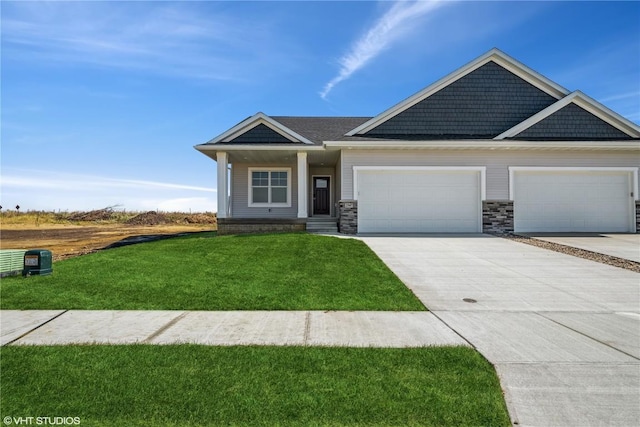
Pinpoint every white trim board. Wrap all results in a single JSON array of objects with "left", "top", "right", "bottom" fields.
[
  {"left": 508, "top": 167, "right": 639, "bottom": 201},
  {"left": 496, "top": 91, "right": 640, "bottom": 139},
  {"left": 204, "top": 112, "right": 314, "bottom": 145},
  {"left": 247, "top": 167, "right": 293, "bottom": 208},
  {"left": 324, "top": 139, "right": 640, "bottom": 150}
]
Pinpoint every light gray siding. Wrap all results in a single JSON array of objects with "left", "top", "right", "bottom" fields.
[
  {"left": 231, "top": 163, "right": 298, "bottom": 218},
  {"left": 341, "top": 149, "right": 640, "bottom": 200}
]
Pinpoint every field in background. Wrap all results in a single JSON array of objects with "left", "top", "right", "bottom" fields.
[{"left": 0, "top": 208, "right": 216, "bottom": 260}]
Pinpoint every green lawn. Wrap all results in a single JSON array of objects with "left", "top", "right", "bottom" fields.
[
  {"left": 0, "top": 345, "right": 511, "bottom": 427},
  {"left": 0, "top": 233, "right": 424, "bottom": 311}
]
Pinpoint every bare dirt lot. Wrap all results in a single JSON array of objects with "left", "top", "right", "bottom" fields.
[{"left": 0, "top": 210, "right": 216, "bottom": 260}]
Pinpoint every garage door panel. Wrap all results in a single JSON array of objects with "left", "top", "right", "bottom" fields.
[
  {"left": 514, "top": 171, "right": 632, "bottom": 233},
  {"left": 357, "top": 170, "right": 481, "bottom": 233}
]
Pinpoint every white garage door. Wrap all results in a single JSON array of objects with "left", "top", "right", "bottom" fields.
[
  {"left": 513, "top": 170, "right": 634, "bottom": 233},
  {"left": 357, "top": 169, "right": 481, "bottom": 233}
]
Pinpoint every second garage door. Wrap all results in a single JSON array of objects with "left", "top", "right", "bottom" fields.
[
  {"left": 356, "top": 169, "right": 482, "bottom": 233},
  {"left": 512, "top": 169, "right": 634, "bottom": 233}
]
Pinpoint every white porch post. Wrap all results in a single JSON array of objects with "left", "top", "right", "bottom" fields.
[
  {"left": 297, "top": 152, "right": 308, "bottom": 218},
  {"left": 216, "top": 151, "right": 228, "bottom": 219}
]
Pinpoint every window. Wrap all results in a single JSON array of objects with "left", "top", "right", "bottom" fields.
[{"left": 249, "top": 168, "right": 291, "bottom": 207}]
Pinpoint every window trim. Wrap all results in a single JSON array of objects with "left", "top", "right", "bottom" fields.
[{"left": 248, "top": 167, "right": 292, "bottom": 207}]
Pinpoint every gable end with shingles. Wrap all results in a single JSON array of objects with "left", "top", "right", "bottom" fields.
[
  {"left": 362, "top": 61, "right": 558, "bottom": 139},
  {"left": 228, "top": 123, "right": 295, "bottom": 143},
  {"left": 510, "top": 103, "right": 634, "bottom": 140}
]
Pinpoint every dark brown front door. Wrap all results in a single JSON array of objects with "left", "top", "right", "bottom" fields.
[{"left": 313, "top": 177, "right": 330, "bottom": 215}]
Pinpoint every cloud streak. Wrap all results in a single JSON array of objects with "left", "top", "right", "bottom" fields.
[
  {"left": 320, "top": 0, "right": 446, "bottom": 99},
  {"left": 0, "top": 169, "right": 217, "bottom": 212},
  {"left": 1, "top": 1, "right": 285, "bottom": 81}
]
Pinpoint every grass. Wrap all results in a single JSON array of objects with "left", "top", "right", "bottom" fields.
[
  {"left": 0, "top": 345, "right": 511, "bottom": 426},
  {"left": 0, "top": 233, "right": 424, "bottom": 311}
]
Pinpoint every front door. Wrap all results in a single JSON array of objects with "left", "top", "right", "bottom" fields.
[{"left": 313, "top": 177, "right": 330, "bottom": 215}]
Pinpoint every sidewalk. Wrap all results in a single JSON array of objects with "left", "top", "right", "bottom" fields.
[{"left": 1, "top": 310, "right": 467, "bottom": 347}]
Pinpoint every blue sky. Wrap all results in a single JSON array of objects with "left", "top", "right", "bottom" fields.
[{"left": 2, "top": 0, "right": 638, "bottom": 213}]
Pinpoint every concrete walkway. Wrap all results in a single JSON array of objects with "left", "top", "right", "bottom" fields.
[
  {"left": 525, "top": 233, "right": 640, "bottom": 262},
  {"left": 361, "top": 234, "right": 640, "bottom": 427},
  {"left": 1, "top": 310, "right": 466, "bottom": 347}
]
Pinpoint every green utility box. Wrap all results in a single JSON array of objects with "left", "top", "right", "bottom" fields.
[{"left": 23, "top": 249, "right": 53, "bottom": 276}]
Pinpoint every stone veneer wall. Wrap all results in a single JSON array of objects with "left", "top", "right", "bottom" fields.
[
  {"left": 339, "top": 200, "right": 358, "bottom": 235},
  {"left": 217, "top": 218, "right": 306, "bottom": 236},
  {"left": 482, "top": 200, "right": 514, "bottom": 234},
  {"left": 636, "top": 201, "right": 640, "bottom": 234}
]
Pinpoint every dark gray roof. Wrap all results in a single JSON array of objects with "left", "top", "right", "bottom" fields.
[
  {"left": 272, "top": 116, "right": 371, "bottom": 145},
  {"left": 363, "top": 61, "right": 558, "bottom": 139},
  {"left": 511, "top": 103, "right": 634, "bottom": 140}
]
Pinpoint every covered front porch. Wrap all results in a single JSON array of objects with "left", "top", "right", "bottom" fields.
[{"left": 208, "top": 148, "right": 340, "bottom": 234}]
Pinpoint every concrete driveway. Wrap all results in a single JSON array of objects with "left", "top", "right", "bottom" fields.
[
  {"left": 361, "top": 234, "right": 640, "bottom": 427},
  {"left": 525, "top": 233, "right": 640, "bottom": 263}
]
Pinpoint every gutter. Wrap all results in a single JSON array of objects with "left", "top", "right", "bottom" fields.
[{"left": 323, "top": 140, "right": 640, "bottom": 151}]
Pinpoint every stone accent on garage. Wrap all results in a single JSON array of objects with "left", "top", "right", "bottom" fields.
[
  {"left": 339, "top": 200, "right": 358, "bottom": 235},
  {"left": 483, "top": 200, "right": 514, "bottom": 234},
  {"left": 217, "top": 218, "right": 306, "bottom": 235},
  {"left": 636, "top": 201, "right": 640, "bottom": 234}
]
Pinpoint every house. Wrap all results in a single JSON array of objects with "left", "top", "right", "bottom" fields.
[{"left": 195, "top": 48, "right": 640, "bottom": 235}]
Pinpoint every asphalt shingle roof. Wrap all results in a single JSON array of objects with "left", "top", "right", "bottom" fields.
[{"left": 271, "top": 116, "right": 371, "bottom": 145}]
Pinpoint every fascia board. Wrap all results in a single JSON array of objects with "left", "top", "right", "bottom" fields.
[
  {"left": 570, "top": 91, "right": 640, "bottom": 137},
  {"left": 495, "top": 94, "right": 577, "bottom": 139},
  {"left": 345, "top": 48, "right": 569, "bottom": 136},
  {"left": 203, "top": 112, "right": 268, "bottom": 144},
  {"left": 202, "top": 112, "right": 315, "bottom": 145},
  {"left": 194, "top": 144, "right": 325, "bottom": 152},
  {"left": 496, "top": 91, "right": 640, "bottom": 139},
  {"left": 323, "top": 139, "right": 640, "bottom": 150}
]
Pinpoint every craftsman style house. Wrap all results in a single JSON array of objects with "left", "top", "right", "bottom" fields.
[{"left": 195, "top": 49, "right": 640, "bottom": 235}]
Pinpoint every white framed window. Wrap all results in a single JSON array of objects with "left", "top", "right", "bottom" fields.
[{"left": 248, "top": 168, "right": 292, "bottom": 207}]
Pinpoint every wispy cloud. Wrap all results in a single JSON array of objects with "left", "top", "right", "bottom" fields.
[
  {"left": 551, "top": 41, "right": 640, "bottom": 125},
  {"left": 0, "top": 169, "right": 216, "bottom": 212},
  {"left": 320, "top": 0, "right": 446, "bottom": 99},
  {"left": 1, "top": 171, "right": 215, "bottom": 193},
  {"left": 1, "top": 1, "right": 285, "bottom": 81},
  {"left": 600, "top": 91, "right": 640, "bottom": 103}
]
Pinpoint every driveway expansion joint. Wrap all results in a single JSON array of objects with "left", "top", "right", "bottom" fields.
[
  {"left": 3, "top": 309, "right": 68, "bottom": 346},
  {"left": 143, "top": 311, "right": 189, "bottom": 343},
  {"left": 536, "top": 311, "right": 640, "bottom": 361},
  {"left": 303, "top": 311, "right": 311, "bottom": 345}
]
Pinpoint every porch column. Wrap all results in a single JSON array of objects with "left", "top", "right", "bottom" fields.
[
  {"left": 216, "top": 151, "right": 228, "bottom": 219},
  {"left": 297, "top": 152, "right": 308, "bottom": 218}
]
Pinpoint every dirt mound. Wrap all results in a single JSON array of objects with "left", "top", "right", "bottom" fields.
[
  {"left": 68, "top": 208, "right": 114, "bottom": 222},
  {"left": 126, "top": 211, "right": 169, "bottom": 226},
  {"left": 182, "top": 213, "right": 217, "bottom": 224}
]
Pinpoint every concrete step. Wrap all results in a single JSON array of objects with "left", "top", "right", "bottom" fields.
[{"left": 306, "top": 219, "right": 338, "bottom": 233}]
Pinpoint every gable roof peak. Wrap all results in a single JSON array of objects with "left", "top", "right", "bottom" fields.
[
  {"left": 202, "top": 112, "right": 314, "bottom": 145},
  {"left": 346, "top": 48, "right": 570, "bottom": 136},
  {"left": 496, "top": 90, "right": 640, "bottom": 139}
]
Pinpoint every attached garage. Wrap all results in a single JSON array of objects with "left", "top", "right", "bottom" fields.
[
  {"left": 511, "top": 168, "right": 637, "bottom": 233},
  {"left": 355, "top": 167, "right": 484, "bottom": 233}
]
